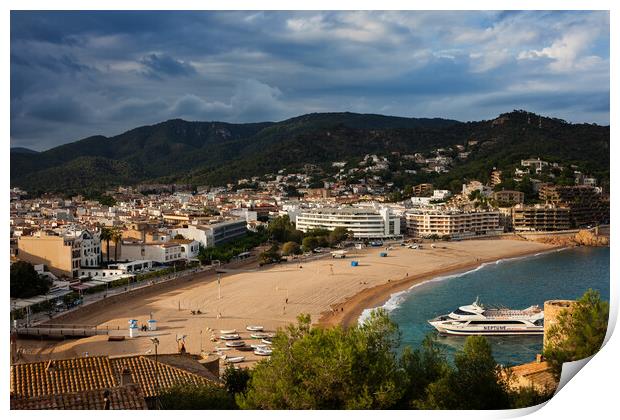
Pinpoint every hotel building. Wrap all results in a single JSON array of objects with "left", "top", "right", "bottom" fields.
[{"left": 296, "top": 207, "right": 401, "bottom": 239}]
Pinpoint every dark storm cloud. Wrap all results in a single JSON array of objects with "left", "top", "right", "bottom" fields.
[
  {"left": 10, "top": 11, "right": 610, "bottom": 151},
  {"left": 140, "top": 53, "right": 197, "bottom": 79}
]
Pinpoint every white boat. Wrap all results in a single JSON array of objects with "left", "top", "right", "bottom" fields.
[
  {"left": 225, "top": 340, "right": 246, "bottom": 347},
  {"left": 246, "top": 325, "right": 264, "bottom": 332},
  {"left": 220, "top": 334, "right": 241, "bottom": 340},
  {"left": 250, "top": 344, "right": 270, "bottom": 349},
  {"left": 226, "top": 356, "right": 245, "bottom": 363},
  {"left": 220, "top": 329, "right": 237, "bottom": 334},
  {"left": 254, "top": 348, "right": 272, "bottom": 356},
  {"left": 214, "top": 347, "right": 231, "bottom": 352},
  {"left": 428, "top": 298, "right": 544, "bottom": 336},
  {"left": 261, "top": 338, "right": 273, "bottom": 345},
  {"left": 250, "top": 332, "right": 270, "bottom": 339}
]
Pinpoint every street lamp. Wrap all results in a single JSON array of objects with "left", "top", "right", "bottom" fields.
[
  {"left": 150, "top": 337, "right": 160, "bottom": 408},
  {"left": 150, "top": 337, "right": 159, "bottom": 361},
  {"left": 216, "top": 270, "right": 225, "bottom": 299}
]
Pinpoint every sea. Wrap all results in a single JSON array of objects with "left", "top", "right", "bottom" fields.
[{"left": 359, "top": 247, "right": 610, "bottom": 366}]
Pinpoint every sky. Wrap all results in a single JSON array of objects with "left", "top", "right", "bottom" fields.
[{"left": 10, "top": 10, "right": 610, "bottom": 151}]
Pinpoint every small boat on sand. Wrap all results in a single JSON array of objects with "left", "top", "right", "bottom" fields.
[
  {"left": 214, "top": 347, "right": 231, "bottom": 352},
  {"left": 237, "top": 346, "right": 254, "bottom": 352},
  {"left": 225, "top": 340, "right": 246, "bottom": 347},
  {"left": 254, "top": 348, "right": 272, "bottom": 356},
  {"left": 250, "top": 344, "right": 270, "bottom": 349},
  {"left": 246, "top": 325, "right": 264, "bottom": 331},
  {"left": 220, "top": 329, "right": 237, "bottom": 334},
  {"left": 226, "top": 356, "right": 245, "bottom": 363},
  {"left": 220, "top": 334, "right": 241, "bottom": 340},
  {"left": 261, "top": 338, "right": 273, "bottom": 345},
  {"left": 250, "top": 332, "right": 270, "bottom": 339}
]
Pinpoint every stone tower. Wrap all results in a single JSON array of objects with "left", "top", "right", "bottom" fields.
[{"left": 543, "top": 300, "right": 577, "bottom": 348}]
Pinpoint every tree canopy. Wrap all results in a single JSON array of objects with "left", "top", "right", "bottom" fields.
[
  {"left": 235, "top": 310, "right": 548, "bottom": 410},
  {"left": 281, "top": 241, "right": 302, "bottom": 256},
  {"left": 10, "top": 261, "right": 51, "bottom": 299},
  {"left": 544, "top": 289, "right": 609, "bottom": 379}
]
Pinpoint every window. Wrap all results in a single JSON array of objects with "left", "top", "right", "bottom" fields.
[{"left": 453, "top": 308, "right": 476, "bottom": 315}]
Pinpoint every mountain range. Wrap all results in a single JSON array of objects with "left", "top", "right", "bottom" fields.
[{"left": 10, "top": 110, "right": 610, "bottom": 196}]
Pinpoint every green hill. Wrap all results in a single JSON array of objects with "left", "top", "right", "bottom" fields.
[{"left": 10, "top": 110, "right": 609, "bottom": 195}]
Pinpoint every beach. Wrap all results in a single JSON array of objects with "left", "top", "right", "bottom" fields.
[{"left": 15, "top": 239, "right": 559, "bottom": 366}]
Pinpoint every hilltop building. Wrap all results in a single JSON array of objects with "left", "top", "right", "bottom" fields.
[
  {"left": 490, "top": 169, "right": 503, "bottom": 187},
  {"left": 492, "top": 190, "right": 524, "bottom": 206}
]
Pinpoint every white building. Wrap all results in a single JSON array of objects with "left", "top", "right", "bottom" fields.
[
  {"left": 410, "top": 190, "right": 452, "bottom": 206},
  {"left": 172, "top": 239, "right": 200, "bottom": 260},
  {"left": 405, "top": 209, "right": 502, "bottom": 239},
  {"left": 231, "top": 208, "right": 258, "bottom": 223},
  {"left": 120, "top": 242, "right": 183, "bottom": 264},
  {"left": 64, "top": 229, "right": 102, "bottom": 268},
  {"left": 296, "top": 206, "right": 401, "bottom": 239},
  {"left": 462, "top": 181, "right": 493, "bottom": 197},
  {"left": 520, "top": 158, "right": 549, "bottom": 174},
  {"left": 173, "top": 219, "right": 247, "bottom": 248},
  {"left": 112, "top": 260, "right": 153, "bottom": 273}
]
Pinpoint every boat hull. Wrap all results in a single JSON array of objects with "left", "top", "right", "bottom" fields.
[{"left": 437, "top": 328, "right": 544, "bottom": 336}]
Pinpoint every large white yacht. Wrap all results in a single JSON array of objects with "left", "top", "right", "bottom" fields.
[{"left": 428, "top": 298, "right": 544, "bottom": 336}]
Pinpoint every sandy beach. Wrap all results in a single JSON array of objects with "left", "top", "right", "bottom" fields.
[{"left": 15, "top": 239, "right": 560, "bottom": 367}]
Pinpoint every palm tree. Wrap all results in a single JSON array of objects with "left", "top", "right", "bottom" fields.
[
  {"left": 112, "top": 229, "right": 123, "bottom": 262},
  {"left": 100, "top": 227, "right": 113, "bottom": 263}
]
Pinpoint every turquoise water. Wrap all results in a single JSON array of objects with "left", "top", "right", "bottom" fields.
[{"left": 382, "top": 247, "right": 610, "bottom": 366}]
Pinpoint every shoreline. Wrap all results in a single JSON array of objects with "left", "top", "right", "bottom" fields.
[
  {"left": 15, "top": 239, "right": 569, "bottom": 363},
  {"left": 318, "top": 244, "right": 569, "bottom": 329}
]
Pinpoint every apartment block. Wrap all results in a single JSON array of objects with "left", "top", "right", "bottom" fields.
[
  {"left": 405, "top": 209, "right": 501, "bottom": 239},
  {"left": 492, "top": 190, "right": 524, "bottom": 205},
  {"left": 539, "top": 184, "right": 609, "bottom": 227},
  {"left": 512, "top": 204, "right": 571, "bottom": 232},
  {"left": 413, "top": 183, "right": 433, "bottom": 197}
]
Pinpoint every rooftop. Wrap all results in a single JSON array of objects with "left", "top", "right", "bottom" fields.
[{"left": 10, "top": 354, "right": 218, "bottom": 401}]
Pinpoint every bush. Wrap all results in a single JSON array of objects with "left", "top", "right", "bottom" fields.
[{"left": 159, "top": 383, "right": 237, "bottom": 409}]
